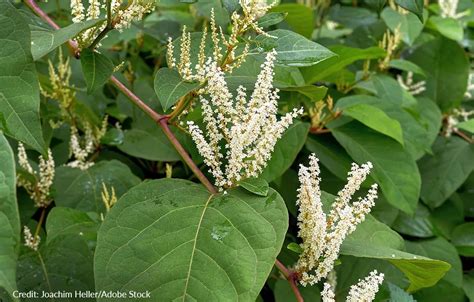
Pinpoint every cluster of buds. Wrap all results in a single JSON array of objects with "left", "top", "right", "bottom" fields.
[
  {"left": 68, "top": 116, "right": 108, "bottom": 170},
  {"left": 294, "top": 154, "right": 378, "bottom": 286},
  {"left": 40, "top": 50, "right": 75, "bottom": 122},
  {"left": 167, "top": 0, "right": 275, "bottom": 80},
  {"left": 188, "top": 50, "right": 302, "bottom": 189},
  {"left": 321, "top": 270, "right": 384, "bottom": 302},
  {"left": 17, "top": 143, "right": 55, "bottom": 208},
  {"left": 308, "top": 96, "right": 340, "bottom": 132},
  {"left": 397, "top": 71, "right": 426, "bottom": 96},
  {"left": 444, "top": 107, "right": 474, "bottom": 137},
  {"left": 378, "top": 27, "right": 401, "bottom": 71},
  {"left": 23, "top": 226, "right": 40, "bottom": 251},
  {"left": 100, "top": 183, "right": 117, "bottom": 220},
  {"left": 70, "top": 0, "right": 155, "bottom": 48}
]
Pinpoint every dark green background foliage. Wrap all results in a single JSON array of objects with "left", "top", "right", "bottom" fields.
[{"left": 1, "top": 0, "right": 474, "bottom": 301}]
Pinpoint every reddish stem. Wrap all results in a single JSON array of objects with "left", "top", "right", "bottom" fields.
[
  {"left": 275, "top": 260, "right": 304, "bottom": 302},
  {"left": 454, "top": 129, "right": 474, "bottom": 144},
  {"left": 24, "top": 0, "right": 216, "bottom": 194}
]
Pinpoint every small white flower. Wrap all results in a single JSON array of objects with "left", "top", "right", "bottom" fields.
[{"left": 23, "top": 226, "right": 40, "bottom": 251}]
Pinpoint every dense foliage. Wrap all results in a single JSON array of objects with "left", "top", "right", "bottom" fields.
[{"left": 0, "top": 0, "right": 474, "bottom": 301}]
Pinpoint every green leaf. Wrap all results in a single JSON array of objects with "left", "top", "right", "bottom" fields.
[
  {"left": 94, "top": 179, "right": 288, "bottom": 301},
  {"left": 301, "top": 45, "right": 385, "bottom": 84},
  {"left": 53, "top": 160, "right": 140, "bottom": 214},
  {"left": 388, "top": 59, "right": 426, "bottom": 76},
  {"left": 457, "top": 119, "right": 474, "bottom": 133},
  {"left": 451, "top": 223, "right": 474, "bottom": 256},
  {"left": 153, "top": 68, "right": 200, "bottom": 111},
  {"left": 395, "top": 0, "right": 424, "bottom": 22},
  {"left": 281, "top": 85, "right": 328, "bottom": 102},
  {"left": 17, "top": 235, "right": 95, "bottom": 296},
  {"left": 463, "top": 271, "right": 474, "bottom": 301},
  {"left": 239, "top": 178, "right": 269, "bottom": 196},
  {"left": 419, "top": 137, "right": 474, "bottom": 208},
  {"left": 80, "top": 48, "right": 114, "bottom": 94},
  {"left": 408, "top": 37, "right": 469, "bottom": 111},
  {"left": 428, "top": 16, "right": 463, "bottom": 41},
  {"left": 0, "top": 133, "right": 20, "bottom": 300},
  {"left": 381, "top": 7, "right": 425, "bottom": 45},
  {"left": 118, "top": 128, "right": 181, "bottom": 161},
  {"left": 270, "top": 4, "right": 314, "bottom": 38},
  {"left": 257, "top": 12, "right": 287, "bottom": 28},
  {"left": 392, "top": 204, "right": 434, "bottom": 238},
  {"left": 332, "top": 122, "right": 421, "bottom": 214},
  {"left": 250, "top": 29, "right": 336, "bottom": 67},
  {"left": 340, "top": 213, "right": 450, "bottom": 292},
  {"left": 0, "top": 1, "right": 45, "bottom": 153},
  {"left": 30, "top": 19, "right": 103, "bottom": 60},
  {"left": 406, "top": 237, "right": 463, "bottom": 288},
  {"left": 260, "top": 121, "right": 310, "bottom": 182},
  {"left": 341, "top": 103, "right": 404, "bottom": 145},
  {"left": 46, "top": 207, "right": 99, "bottom": 245},
  {"left": 388, "top": 283, "right": 417, "bottom": 302},
  {"left": 287, "top": 242, "right": 303, "bottom": 254}
]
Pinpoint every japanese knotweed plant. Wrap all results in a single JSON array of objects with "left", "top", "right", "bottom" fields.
[{"left": 0, "top": 0, "right": 465, "bottom": 301}]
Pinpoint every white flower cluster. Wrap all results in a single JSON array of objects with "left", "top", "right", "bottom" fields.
[
  {"left": 68, "top": 116, "right": 108, "bottom": 170},
  {"left": 23, "top": 226, "right": 40, "bottom": 251},
  {"left": 439, "top": 0, "right": 468, "bottom": 19},
  {"left": 167, "top": 0, "right": 275, "bottom": 79},
  {"left": 397, "top": 71, "right": 426, "bottom": 96},
  {"left": 322, "top": 270, "right": 384, "bottom": 302},
  {"left": 71, "top": 0, "right": 154, "bottom": 48},
  {"left": 444, "top": 107, "right": 474, "bottom": 137},
  {"left": 188, "top": 50, "right": 302, "bottom": 189},
  {"left": 17, "top": 143, "right": 55, "bottom": 208},
  {"left": 295, "top": 154, "right": 378, "bottom": 286}
]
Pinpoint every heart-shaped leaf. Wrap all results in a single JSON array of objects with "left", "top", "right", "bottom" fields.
[{"left": 94, "top": 179, "right": 288, "bottom": 301}]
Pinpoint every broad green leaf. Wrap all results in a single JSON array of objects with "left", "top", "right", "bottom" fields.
[
  {"left": 118, "top": 128, "right": 181, "bottom": 161},
  {"left": 381, "top": 7, "right": 425, "bottom": 45},
  {"left": 0, "top": 1, "right": 45, "bottom": 153},
  {"left": 227, "top": 55, "right": 305, "bottom": 90},
  {"left": 94, "top": 179, "right": 288, "bottom": 301},
  {"left": 153, "top": 68, "right": 200, "bottom": 111},
  {"left": 332, "top": 122, "right": 421, "bottom": 214},
  {"left": 46, "top": 207, "right": 99, "bottom": 245},
  {"left": 341, "top": 214, "right": 450, "bottom": 292},
  {"left": 239, "top": 178, "right": 269, "bottom": 196},
  {"left": 301, "top": 45, "right": 385, "bottom": 84},
  {"left": 451, "top": 223, "right": 474, "bottom": 256},
  {"left": 395, "top": 0, "right": 424, "bottom": 22},
  {"left": 270, "top": 4, "right": 314, "bottom": 38},
  {"left": 406, "top": 237, "right": 463, "bottom": 288},
  {"left": 389, "top": 59, "right": 426, "bottom": 76},
  {"left": 341, "top": 103, "right": 404, "bottom": 145},
  {"left": 457, "top": 119, "right": 474, "bottom": 133},
  {"left": 17, "top": 235, "right": 95, "bottom": 297},
  {"left": 250, "top": 29, "right": 336, "bottom": 67},
  {"left": 328, "top": 4, "right": 378, "bottom": 28},
  {"left": 30, "top": 19, "right": 103, "bottom": 60},
  {"left": 281, "top": 85, "right": 328, "bottom": 102},
  {"left": 260, "top": 121, "right": 310, "bottom": 182},
  {"left": 53, "top": 160, "right": 140, "bottom": 214},
  {"left": 392, "top": 204, "right": 434, "bottom": 238},
  {"left": 428, "top": 16, "right": 463, "bottom": 41},
  {"left": 419, "top": 137, "right": 474, "bottom": 208},
  {"left": 80, "top": 48, "right": 114, "bottom": 94},
  {"left": 408, "top": 37, "right": 469, "bottom": 111},
  {"left": 257, "top": 12, "right": 287, "bottom": 28},
  {"left": 0, "top": 133, "right": 20, "bottom": 300},
  {"left": 336, "top": 94, "right": 433, "bottom": 159}
]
